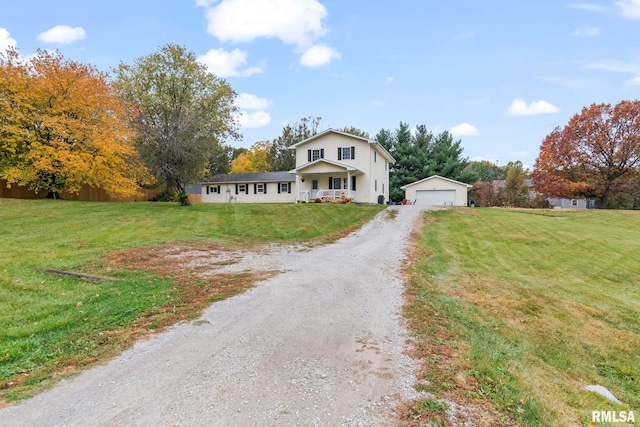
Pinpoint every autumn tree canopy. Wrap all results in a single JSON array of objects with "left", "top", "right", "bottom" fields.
[
  {"left": 113, "top": 44, "right": 239, "bottom": 205},
  {"left": 0, "top": 49, "right": 148, "bottom": 198},
  {"left": 532, "top": 101, "right": 640, "bottom": 208},
  {"left": 230, "top": 141, "right": 271, "bottom": 173}
]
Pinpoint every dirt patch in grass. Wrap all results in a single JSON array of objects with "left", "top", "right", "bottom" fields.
[
  {"left": 0, "top": 242, "right": 278, "bottom": 406},
  {"left": 104, "top": 242, "right": 280, "bottom": 327}
]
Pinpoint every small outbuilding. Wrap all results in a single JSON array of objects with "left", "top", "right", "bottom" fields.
[{"left": 401, "top": 175, "right": 472, "bottom": 206}]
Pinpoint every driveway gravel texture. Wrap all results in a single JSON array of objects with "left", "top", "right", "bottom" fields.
[{"left": 1, "top": 205, "right": 429, "bottom": 427}]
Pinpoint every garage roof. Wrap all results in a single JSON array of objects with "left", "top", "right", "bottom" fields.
[{"left": 400, "top": 175, "right": 473, "bottom": 190}]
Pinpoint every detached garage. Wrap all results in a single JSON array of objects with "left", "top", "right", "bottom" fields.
[{"left": 401, "top": 175, "right": 472, "bottom": 206}]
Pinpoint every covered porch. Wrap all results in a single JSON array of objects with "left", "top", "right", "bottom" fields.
[{"left": 290, "top": 159, "right": 363, "bottom": 203}]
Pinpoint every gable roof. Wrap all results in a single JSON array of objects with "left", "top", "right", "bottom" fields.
[
  {"left": 288, "top": 128, "right": 396, "bottom": 163},
  {"left": 203, "top": 172, "right": 295, "bottom": 184},
  {"left": 400, "top": 175, "right": 473, "bottom": 190},
  {"left": 289, "top": 158, "right": 364, "bottom": 174}
]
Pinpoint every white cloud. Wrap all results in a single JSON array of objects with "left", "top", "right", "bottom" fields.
[
  {"left": 453, "top": 31, "right": 474, "bottom": 40},
  {"left": 507, "top": 99, "right": 559, "bottom": 116},
  {"left": 236, "top": 93, "right": 270, "bottom": 109},
  {"left": 300, "top": 44, "right": 340, "bottom": 67},
  {"left": 197, "top": 48, "right": 263, "bottom": 77},
  {"left": 572, "top": 25, "right": 600, "bottom": 36},
  {"left": 236, "top": 110, "right": 271, "bottom": 128},
  {"left": 568, "top": 3, "right": 608, "bottom": 12},
  {"left": 508, "top": 150, "right": 530, "bottom": 158},
  {"left": 200, "top": 0, "right": 328, "bottom": 47},
  {"left": 587, "top": 59, "right": 640, "bottom": 74},
  {"left": 471, "top": 155, "right": 499, "bottom": 164},
  {"left": 450, "top": 123, "right": 479, "bottom": 137},
  {"left": 199, "top": 0, "right": 339, "bottom": 67},
  {"left": 627, "top": 76, "right": 640, "bottom": 85},
  {"left": 616, "top": 0, "right": 640, "bottom": 19},
  {"left": 0, "top": 28, "right": 17, "bottom": 53},
  {"left": 386, "top": 76, "right": 394, "bottom": 84},
  {"left": 37, "top": 25, "right": 86, "bottom": 44}
]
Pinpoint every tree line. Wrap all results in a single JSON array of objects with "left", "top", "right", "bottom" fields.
[
  {"left": 2, "top": 42, "right": 638, "bottom": 208},
  {"left": 1, "top": 44, "right": 237, "bottom": 205}
]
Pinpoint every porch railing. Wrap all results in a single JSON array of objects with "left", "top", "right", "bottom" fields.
[{"left": 300, "top": 189, "right": 356, "bottom": 202}]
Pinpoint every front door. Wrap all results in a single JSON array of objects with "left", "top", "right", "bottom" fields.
[{"left": 310, "top": 179, "right": 319, "bottom": 199}]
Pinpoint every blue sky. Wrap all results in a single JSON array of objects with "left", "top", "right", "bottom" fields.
[{"left": 2, "top": 0, "right": 640, "bottom": 168}]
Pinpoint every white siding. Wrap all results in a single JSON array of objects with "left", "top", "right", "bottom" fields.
[
  {"left": 201, "top": 182, "right": 295, "bottom": 203},
  {"left": 294, "top": 132, "right": 393, "bottom": 204},
  {"left": 403, "top": 177, "right": 469, "bottom": 206}
]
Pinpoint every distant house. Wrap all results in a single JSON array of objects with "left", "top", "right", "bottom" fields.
[
  {"left": 401, "top": 175, "right": 472, "bottom": 206},
  {"left": 201, "top": 129, "right": 395, "bottom": 204},
  {"left": 492, "top": 179, "right": 594, "bottom": 209},
  {"left": 201, "top": 172, "right": 295, "bottom": 203}
]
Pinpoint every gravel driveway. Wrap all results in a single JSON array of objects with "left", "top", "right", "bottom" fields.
[{"left": 1, "top": 205, "right": 427, "bottom": 427}]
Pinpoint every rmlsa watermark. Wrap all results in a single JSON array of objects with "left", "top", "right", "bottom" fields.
[{"left": 589, "top": 410, "right": 635, "bottom": 425}]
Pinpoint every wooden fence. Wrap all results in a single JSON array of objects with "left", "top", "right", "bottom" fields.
[{"left": 0, "top": 180, "right": 156, "bottom": 202}]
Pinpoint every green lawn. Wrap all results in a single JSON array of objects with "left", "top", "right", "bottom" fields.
[
  {"left": 0, "top": 199, "right": 384, "bottom": 403},
  {"left": 405, "top": 208, "right": 640, "bottom": 426}
]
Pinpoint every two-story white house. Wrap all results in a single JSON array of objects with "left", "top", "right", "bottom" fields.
[
  {"left": 200, "top": 129, "right": 395, "bottom": 204},
  {"left": 289, "top": 129, "right": 395, "bottom": 204}
]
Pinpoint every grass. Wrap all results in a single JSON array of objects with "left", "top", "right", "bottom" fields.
[
  {"left": 403, "top": 208, "right": 640, "bottom": 426},
  {"left": 0, "top": 199, "right": 385, "bottom": 403}
]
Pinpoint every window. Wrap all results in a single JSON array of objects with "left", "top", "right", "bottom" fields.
[
  {"left": 374, "top": 151, "right": 377, "bottom": 162},
  {"left": 206, "top": 185, "right": 219, "bottom": 194},
  {"left": 256, "top": 183, "right": 265, "bottom": 193},
  {"left": 572, "top": 199, "right": 577, "bottom": 206},
  {"left": 375, "top": 179, "right": 378, "bottom": 192},
  {"left": 312, "top": 180, "right": 318, "bottom": 190},
  {"left": 307, "top": 149, "right": 324, "bottom": 162},
  {"left": 279, "top": 183, "right": 290, "bottom": 193},
  {"left": 338, "top": 146, "right": 355, "bottom": 160},
  {"left": 333, "top": 177, "right": 343, "bottom": 189},
  {"left": 238, "top": 184, "right": 246, "bottom": 193}
]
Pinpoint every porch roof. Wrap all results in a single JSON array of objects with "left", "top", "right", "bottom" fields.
[{"left": 289, "top": 158, "right": 364, "bottom": 175}]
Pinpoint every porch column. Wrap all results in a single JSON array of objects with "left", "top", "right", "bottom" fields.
[
  {"left": 295, "top": 175, "right": 300, "bottom": 202},
  {"left": 347, "top": 171, "right": 351, "bottom": 198}
]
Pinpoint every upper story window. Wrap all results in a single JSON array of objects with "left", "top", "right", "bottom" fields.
[
  {"left": 338, "top": 146, "right": 355, "bottom": 160},
  {"left": 308, "top": 148, "right": 324, "bottom": 162}
]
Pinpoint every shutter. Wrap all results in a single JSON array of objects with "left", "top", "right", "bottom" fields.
[
  {"left": 328, "top": 176, "right": 333, "bottom": 190},
  {"left": 254, "top": 183, "right": 257, "bottom": 194},
  {"left": 320, "top": 148, "right": 324, "bottom": 159},
  {"left": 235, "top": 184, "right": 238, "bottom": 195},
  {"left": 264, "top": 183, "right": 267, "bottom": 194},
  {"left": 338, "top": 147, "right": 342, "bottom": 160},
  {"left": 206, "top": 186, "right": 210, "bottom": 195},
  {"left": 217, "top": 185, "right": 220, "bottom": 193},
  {"left": 351, "top": 146, "right": 355, "bottom": 159},
  {"left": 308, "top": 149, "right": 311, "bottom": 162},
  {"left": 288, "top": 183, "right": 291, "bottom": 193},
  {"left": 277, "top": 183, "right": 281, "bottom": 193},
  {"left": 352, "top": 176, "right": 356, "bottom": 191}
]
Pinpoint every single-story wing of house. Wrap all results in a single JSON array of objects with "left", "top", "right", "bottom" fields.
[
  {"left": 201, "top": 172, "right": 296, "bottom": 203},
  {"left": 401, "top": 175, "right": 472, "bottom": 206}
]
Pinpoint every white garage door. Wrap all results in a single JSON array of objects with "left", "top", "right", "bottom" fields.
[{"left": 414, "top": 190, "right": 456, "bottom": 206}]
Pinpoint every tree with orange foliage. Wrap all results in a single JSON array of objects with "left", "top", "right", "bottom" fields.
[
  {"left": 532, "top": 101, "right": 640, "bottom": 208},
  {"left": 230, "top": 141, "right": 271, "bottom": 173},
  {"left": 0, "top": 49, "right": 149, "bottom": 198}
]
